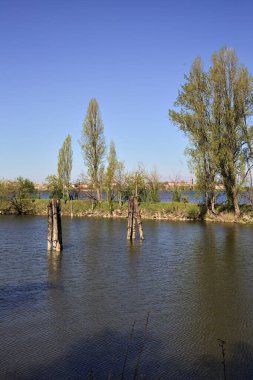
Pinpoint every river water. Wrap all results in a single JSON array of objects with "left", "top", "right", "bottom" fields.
[
  {"left": 39, "top": 190, "right": 252, "bottom": 204},
  {"left": 1, "top": 216, "right": 253, "bottom": 379}
]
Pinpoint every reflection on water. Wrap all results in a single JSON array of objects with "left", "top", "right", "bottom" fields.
[{"left": 1, "top": 216, "right": 253, "bottom": 379}]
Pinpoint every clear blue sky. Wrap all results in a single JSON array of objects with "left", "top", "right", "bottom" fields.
[{"left": 1, "top": 0, "right": 253, "bottom": 182}]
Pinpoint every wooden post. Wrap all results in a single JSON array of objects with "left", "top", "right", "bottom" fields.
[
  {"left": 127, "top": 197, "right": 134, "bottom": 240},
  {"left": 47, "top": 201, "right": 53, "bottom": 250},
  {"left": 127, "top": 196, "right": 144, "bottom": 240},
  {"left": 56, "top": 200, "right": 63, "bottom": 251},
  {"left": 134, "top": 197, "right": 144, "bottom": 240},
  {"left": 50, "top": 199, "right": 63, "bottom": 252}
]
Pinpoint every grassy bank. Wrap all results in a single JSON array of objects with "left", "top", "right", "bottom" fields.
[
  {"left": 1, "top": 199, "right": 253, "bottom": 223},
  {"left": 29, "top": 199, "right": 207, "bottom": 221}
]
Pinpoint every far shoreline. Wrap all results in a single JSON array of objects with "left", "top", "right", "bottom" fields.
[{"left": 1, "top": 199, "right": 253, "bottom": 225}]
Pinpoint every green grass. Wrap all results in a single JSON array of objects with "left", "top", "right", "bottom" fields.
[
  {"left": 1, "top": 198, "right": 252, "bottom": 223},
  {"left": 20, "top": 199, "right": 204, "bottom": 220}
]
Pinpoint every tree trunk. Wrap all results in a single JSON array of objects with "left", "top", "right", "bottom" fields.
[
  {"left": 211, "top": 194, "right": 217, "bottom": 215},
  {"left": 205, "top": 191, "right": 209, "bottom": 209},
  {"left": 232, "top": 187, "right": 240, "bottom": 217},
  {"left": 205, "top": 191, "right": 217, "bottom": 215},
  {"left": 223, "top": 181, "right": 234, "bottom": 210},
  {"left": 97, "top": 186, "right": 102, "bottom": 201},
  {"left": 118, "top": 191, "right": 122, "bottom": 206}
]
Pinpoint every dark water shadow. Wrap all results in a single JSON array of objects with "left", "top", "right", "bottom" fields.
[
  {"left": 6, "top": 328, "right": 253, "bottom": 380},
  {"left": 0, "top": 281, "right": 55, "bottom": 313}
]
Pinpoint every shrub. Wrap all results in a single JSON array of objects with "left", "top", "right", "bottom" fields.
[{"left": 186, "top": 205, "right": 200, "bottom": 219}]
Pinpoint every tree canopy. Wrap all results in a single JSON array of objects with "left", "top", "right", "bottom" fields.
[
  {"left": 169, "top": 47, "right": 253, "bottom": 216},
  {"left": 80, "top": 98, "right": 106, "bottom": 200},
  {"left": 58, "top": 134, "right": 73, "bottom": 200}
]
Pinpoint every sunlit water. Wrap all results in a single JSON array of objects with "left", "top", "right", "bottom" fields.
[{"left": 1, "top": 216, "right": 253, "bottom": 379}]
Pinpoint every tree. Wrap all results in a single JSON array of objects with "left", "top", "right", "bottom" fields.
[
  {"left": 122, "top": 166, "right": 148, "bottom": 201},
  {"left": 105, "top": 141, "right": 118, "bottom": 202},
  {"left": 114, "top": 161, "right": 126, "bottom": 205},
  {"left": 45, "top": 175, "right": 63, "bottom": 199},
  {"left": 210, "top": 48, "right": 253, "bottom": 216},
  {"left": 169, "top": 58, "right": 218, "bottom": 213},
  {"left": 0, "top": 177, "right": 37, "bottom": 214},
  {"left": 121, "top": 165, "right": 160, "bottom": 203},
  {"left": 80, "top": 98, "right": 106, "bottom": 201},
  {"left": 169, "top": 48, "right": 253, "bottom": 216},
  {"left": 146, "top": 169, "right": 160, "bottom": 202},
  {"left": 58, "top": 134, "right": 73, "bottom": 200}
]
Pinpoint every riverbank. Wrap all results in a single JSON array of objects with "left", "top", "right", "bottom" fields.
[{"left": 1, "top": 199, "right": 253, "bottom": 224}]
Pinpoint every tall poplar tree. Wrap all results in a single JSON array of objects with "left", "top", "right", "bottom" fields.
[
  {"left": 105, "top": 140, "right": 118, "bottom": 202},
  {"left": 80, "top": 98, "right": 106, "bottom": 200},
  {"left": 58, "top": 134, "right": 73, "bottom": 200}
]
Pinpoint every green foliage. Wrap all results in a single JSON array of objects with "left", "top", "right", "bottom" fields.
[
  {"left": 121, "top": 166, "right": 160, "bottom": 203},
  {"left": 45, "top": 175, "right": 63, "bottom": 199},
  {"left": 104, "top": 140, "right": 121, "bottom": 212},
  {"left": 146, "top": 169, "right": 160, "bottom": 202},
  {"left": 186, "top": 204, "right": 201, "bottom": 219},
  {"left": 114, "top": 161, "right": 126, "bottom": 205},
  {"left": 169, "top": 48, "right": 253, "bottom": 216},
  {"left": 169, "top": 57, "right": 218, "bottom": 212},
  {"left": 172, "top": 187, "right": 181, "bottom": 202},
  {"left": 58, "top": 134, "right": 73, "bottom": 201},
  {"left": 0, "top": 177, "right": 37, "bottom": 214},
  {"left": 80, "top": 98, "right": 106, "bottom": 200}
]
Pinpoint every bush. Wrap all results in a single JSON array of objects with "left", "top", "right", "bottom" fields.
[
  {"left": 0, "top": 177, "right": 37, "bottom": 214},
  {"left": 186, "top": 205, "right": 200, "bottom": 219}
]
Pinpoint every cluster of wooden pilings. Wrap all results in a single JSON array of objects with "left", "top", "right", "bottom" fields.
[
  {"left": 47, "top": 199, "right": 63, "bottom": 252},
  {"left": 47, "top": 197, "right": 144, "bottom": 248},
  {"left": 127, "top": 196, "right": 144, "bottom": 240}
]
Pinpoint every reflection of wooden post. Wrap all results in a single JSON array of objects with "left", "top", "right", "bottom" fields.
[
  {"left": 127, "top": 196, "right": 144, "bottom": 240},
  {"left": 47, "top": 201, "right": 53, "bottom": 250},
  {"left": 48, "top": 199, "right": 63, "bottom": 252},
  {"left": 132, "top": 214, "right": 136, "bottom": 239},
  {"left": 70, "top": 199, "right": 73, "bottom": 218}
]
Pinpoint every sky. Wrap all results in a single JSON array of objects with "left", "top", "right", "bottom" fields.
[{"left": 1, "top": 0, "right": 253, "bottom": 182}]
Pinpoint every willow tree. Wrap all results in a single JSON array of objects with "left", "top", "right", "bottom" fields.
[
  {"left": 58, "top": 134, "right": 73, "bottom": 200},
  {"left": 210, "top": 48, "right": 253, "bottom": 216},
  {"left": 169, "top": 58, "right": 218, "bottom": 213},
  {"left": 80, "top": 98, "right": 106, "bottom": 201},
  {"left": 170, "top": 48, "right": 253, "bottom": 216}
]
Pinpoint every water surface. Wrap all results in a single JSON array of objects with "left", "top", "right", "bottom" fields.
[{"left": 1, "top": 216, "right": 253, "bottom": 379}]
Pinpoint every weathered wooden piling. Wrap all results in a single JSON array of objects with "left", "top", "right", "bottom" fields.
[
  {"left": 127, "top": 196, "right": 144, "bottom": 240},
  {"left": 127, "top": 197, "right": 134, "bottom": 240},
  {"left": 56, "top": 200, "right": 63, "bottom": 250},
  {"left": 47, "top": 201, "right": 53, "bottom": 250},
  {"left": 134, "top": 197, "right": 144, "bottom": 240},
  {"left": 48, "top": 199, "right": 63, "bottom": 251}
]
